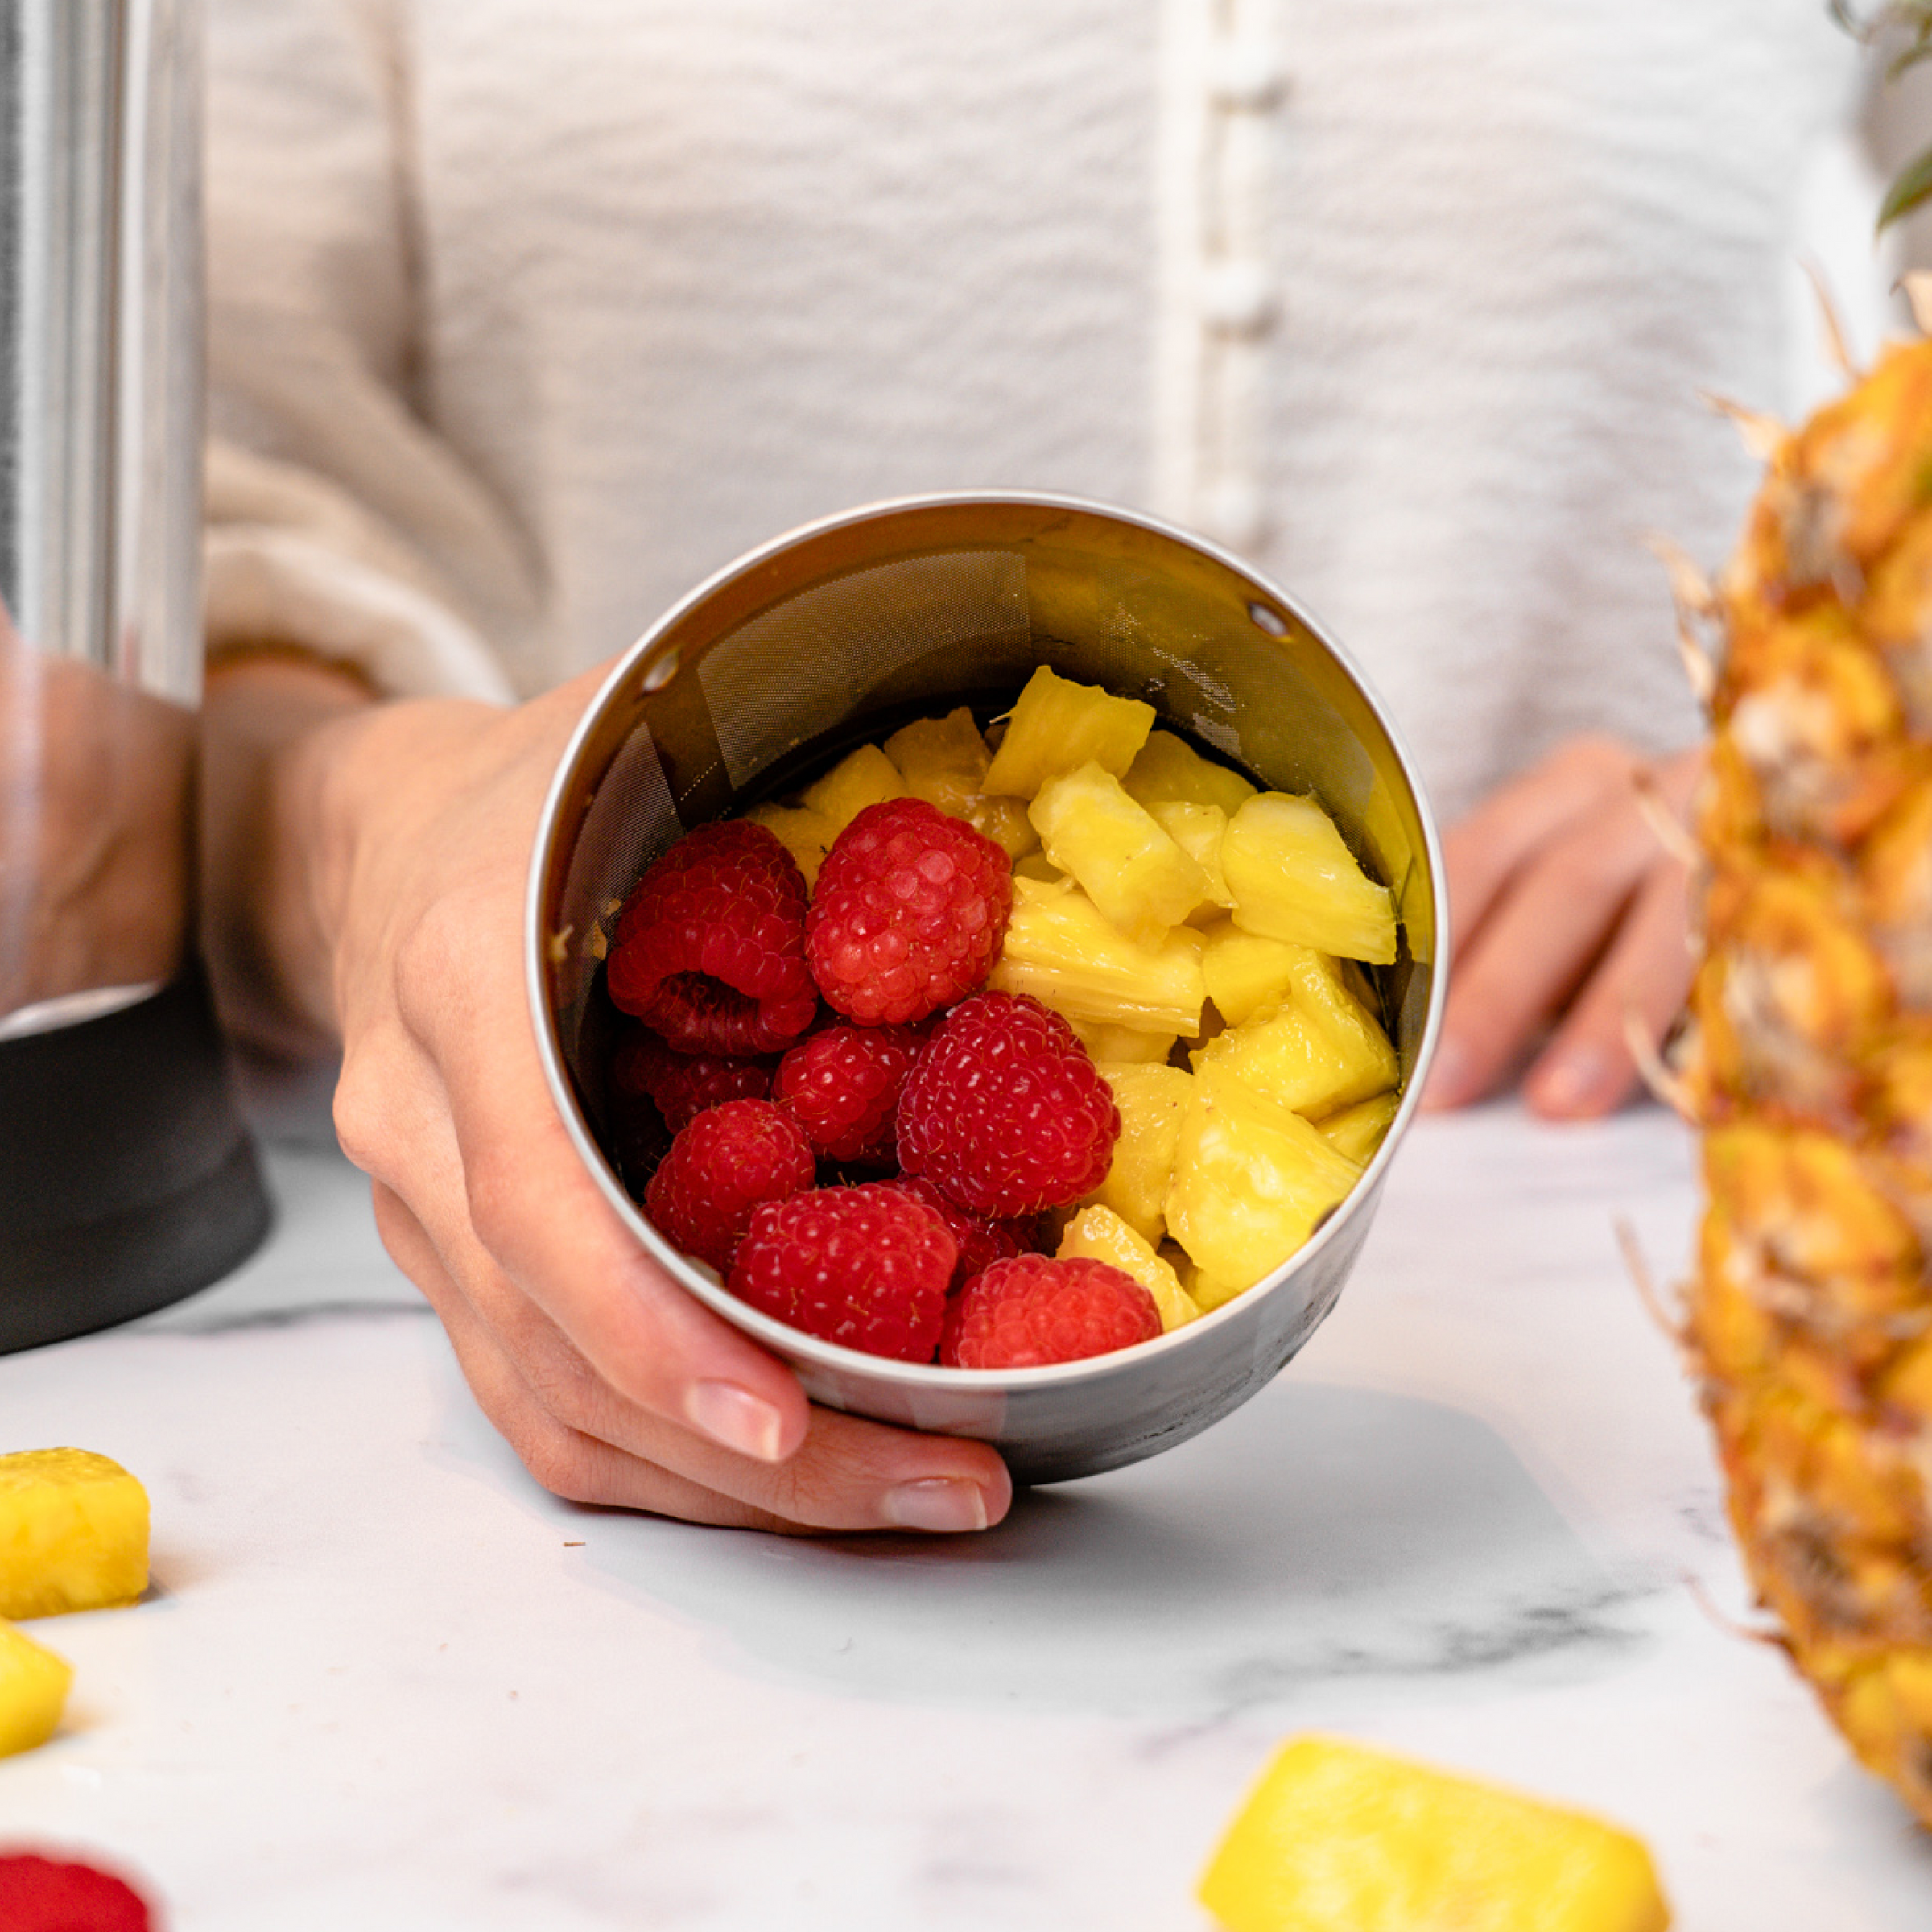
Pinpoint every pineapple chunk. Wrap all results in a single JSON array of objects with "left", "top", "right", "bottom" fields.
[
  {"left": 1013, "top": 850, "right": 1066, "bottom": 884},
  {"left": 1201, "top": 919, "right": 1323, "bottom": 1028},
  {"left": 1171, "top": 1249, "right": 1248, "bottom": 1314},
  {"left": 742, "top": 800, "right": 838, "bottom": 888},
  {"left": 0, "top": 1449, "right": 150, "bottom": 1620},
  {"left": 1166, "top": 1063, "right": 1361, "bottom": 1292},
  {"left": 1059, "top": 1205, "right": 1201, "bottom": 1331},
  {"left": 1085, "top": 1062, "right": 1195, "bottom": 1243},
  {"left": 1316, "top": 1089, "right": 1400, "bottom": 1166},
  {"left": 1223, "top": 792, "right": 1398, "bottom": 964},
  {"left": 981, "top": 667, "right": 1155, "bottom": 799},
  {"left": 988, "top": 875, "right": 1207, "bottom": 1034},
  {"left": 1070, "top": 1020, "right": 1178, "bottom": 1065},
  {"left": 1147, "top": 799, "right": 1235, "bottom": 914},
  {"left": 884, "top": 707, "right": 1037, "bottom": 858},
  {"left": 1124, "top": 729, "right": 1258, "bottom": 818},
  {"left": 1198, "top": 1735, "right": 1671, "bottom": 1932},
  {"left": 0, "top": 1620, "right": 72, "bottom": 1759},
  {"left": 800, "top": 743, "right": 907, "bottom": 836},
  {"left": 1029, "top": 762, "right": 1212, "bottom": 943},
  {"left": 1192, "top": 950, "right": 1398, "bottom": 1118}
]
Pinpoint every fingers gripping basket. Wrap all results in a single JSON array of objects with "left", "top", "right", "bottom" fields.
[{"left": 529, "top": 493, "right": 1446, "bottom": 1484}]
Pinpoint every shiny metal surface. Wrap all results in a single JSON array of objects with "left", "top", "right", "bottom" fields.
[
  {"left": 0, "top": 0, "right": 204, "bottom": 1026},
  {"left": 528, "top": 493, "right": 1447, "bottom": 1484}
]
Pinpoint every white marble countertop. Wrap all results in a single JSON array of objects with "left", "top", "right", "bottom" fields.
[{"left": 5, "top": 1102, "right": 1932, "bottom": 1930}]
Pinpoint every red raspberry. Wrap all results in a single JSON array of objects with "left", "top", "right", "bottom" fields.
[
  {"left": 940, "top": 1255, "right": 1162, "bottom": 1368},
  {"left": 888, "top": 1174, "right": 1038, "bottom": 1290},
  {"left": 728, "top": 1183, "right": 957, "bottom": 1361},
  {"left": 644, "top": 1100, "right": 816, "bottom": 1274},
  {"left": 896, "top": 993, "right": 1120, "bottom": 1216},
  {"left": 609, "top": 821, "right": 818, "bottom": 1054},
  {"left": 612, "top": 1026, "right": 777, "bottom": 1134},
  {"left": 805, "top": 798, "right": 1013, "bottom": 1024},
  {"left": 0, "top": 1854, "right": 153, "bottom": 1932},
  {"left": 772, "top": 1023, "right": 924, "bottom": 1163}
]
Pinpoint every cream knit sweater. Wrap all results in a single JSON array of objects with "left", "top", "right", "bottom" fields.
[{"left": 205, "top": 0, "right": 1876, "bottom": 818}]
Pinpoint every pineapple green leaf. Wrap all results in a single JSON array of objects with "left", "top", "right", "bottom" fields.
[{"left": 1880, "top": 142, "right": 1932, "bottom": 231}]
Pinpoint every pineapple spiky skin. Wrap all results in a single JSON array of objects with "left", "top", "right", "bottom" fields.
[{"left": 1687, "top": 333, "right": 1932, "bottom": 1828}]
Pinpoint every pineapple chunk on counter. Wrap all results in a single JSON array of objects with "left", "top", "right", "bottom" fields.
[
  {"left": 1223, "top": 792, "right": 1397, "bottom": 964},
  {"left": 1084, "top": 1062, "right": 1194, "bottom": 1244},
  {"left": 987, "top": 875, "right": 1207, "bottom": 1035},
  {"left": 1124, "top": 728, "right": 1257, "bottom": 819},
  {"left": 982, "top": 665, "right": 1155, "bottom": 799},
  {"left": 1315, "top": 1089, "right": 1400, "bottom": 1166},
  {"left": 1166, "top": 1064, "right": 1361, "bottom": 1294},
  {"left": 0, "top": 1619, "right": 72, "bottom": 1758},
  {"left": 1198, "top": 1735, "right": 1671, "bottom": 1932},
  {"left": 1029, "top": 762, "right": 1212, "bottom": 943},
  {"left": 1192, "top": 948, "right": 1398, "bottom": 1120},
  {"left": 1057, "top": 1205, "right": 1201, "bottom": 1331},
  {"left": 0, "top": 1448, "right": 150, "bottom": 1620},
  {"left": 884, "top": 707, "right": 1037, "bottom": 859},
  {"left": 800, "top": 743, "right": 907, "bottom": 833}
]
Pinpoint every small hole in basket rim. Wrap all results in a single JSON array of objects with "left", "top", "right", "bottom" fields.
[
  {"left": 1246, "top": 601, "right": 1289, "bottom": 638},
  {"left": 641, "top": 646, "right": 681, "bottom": 691}
]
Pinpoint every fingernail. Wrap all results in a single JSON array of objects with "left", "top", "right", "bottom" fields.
[
  {"left": 686, "top": 1381, "right": 786, "bottom": 1463},
  {"left": 882, "top": 1478, "right": 989, "bottom": 1534},
  {"left": 1533, "top": 1045, "right": 1611, "bottom": 1116}
]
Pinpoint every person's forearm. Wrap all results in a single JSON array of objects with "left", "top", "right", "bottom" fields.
[{"left": 198, "top": 653, "right": 376, "bottom": 1059}]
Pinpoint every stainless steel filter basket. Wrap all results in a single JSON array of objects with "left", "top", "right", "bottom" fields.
[{"left": 528, "top": 493, "right": 1445, "bottom": 1484}]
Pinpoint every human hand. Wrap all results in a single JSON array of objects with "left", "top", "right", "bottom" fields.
[
  {"left": 237, "top": 662, "right": 1011, "bottom": 1533},
  {"left": 1421, "top": 735, "right": 1699, "bottom": 1121}
]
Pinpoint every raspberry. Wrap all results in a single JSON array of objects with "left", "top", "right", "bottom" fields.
[
  {"left": 612, "top": 1026, "right": 777, "bottom": 1134},
  {"left": 805, "top": 798, "right": 1012, "bottom": 1025},
  {"left": 609, "top": 821, "right": 818, "bottom": 1054},
  {"left": 643, "top": 1100, "right": 816, "bottom": 1274},
  {"left": 896, "top": 992, "right": 1120, "bottom": 1216},
  {"left": 771, "top": 1023, "right": 924, "bottom": 1163},
  {"left": 0, "top": 1854, "right": 153, "bottom": 1932},
  {"left": 888, "top": 1174, "right": 1038, "bottom": 1290},
  {"left": 940, "top": 1255, "right": 1162, "bottom": 1368},
  {"left": 728, "top": 1183, "right": 957, "bottom": 1361}
]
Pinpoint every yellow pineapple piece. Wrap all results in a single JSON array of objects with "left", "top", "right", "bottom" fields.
[
  {"left": 1084, "top": 1062, "right": 1194, "bottom": 1243},
  {"left": 1193, "top": 950, "right": 1398, "bottom": 1119},
  {"left": 1201, "top": 919, "right": 1321, "bottom": 1028},
  {"left": 1198, "top": 1735, "right": 1670, "bottom": 1932},
  {"left": 1123, "top": 728, "right": 1257, "bottom": 818},
  {"left": 980, "top": 666, "right": 1155, "bottom": 799},
  {"left": 0, "top": 1449, "right": 150, "bottom": 1620},
  {"left": 0, "top": 1620, "right": 72, "bottom": 1759},
  {"left": 1223, "top": 793, "right": 1397, "bottom": 964},
  {"left": 1146, "top": 799, "right": 1235, "bottom": 914},
  {"left": 1013, "top": 850, "right": 1065, "bottom": 885},
  {"left": 883, "top": 707, "right": 1038, "bottom": 858},
  {"left": 1166, "top": 1063, "right": 1361, "bottom": 1292},
  {"left": 1029, "top": 762, "right": 1212, "bottom": 943},
  {"left": 742, "top": 800, "right": 838, "bottom": 888},
  {"left": 1316, "top": 1090, "right": 1400, "bottom": 1166},
  {"left": 800, "top": 743, "right": 907, "bottom": 836},
  {"left": 1058, "top": 1205, "right": 1201, "bottom": 1331},
  {"left": 1167, "top": 1245, "right": 1247, "bottom": 1313},
  {"left": 1069, "top": 1019, "right": 1178, "bottom": 1065},
  {"left": 987, "top": 875, "right": 1207, "bottom": 1034}
]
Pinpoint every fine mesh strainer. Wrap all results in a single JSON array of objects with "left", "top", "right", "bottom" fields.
[{"left": 528, "top": 493, "right": 1445, "bottom": 1484}]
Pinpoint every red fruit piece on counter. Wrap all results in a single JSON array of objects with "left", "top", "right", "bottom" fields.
[
  {"left": 888, "top": 1174, "right": 1038, "bottom": 1291},
  {"left": 612, "top": 1026, "right": 778, "bottom": 1135},
  {"left": 0, "top": 1853, "right": 154, "bottom": 1932},
  {"left": 771, "top": 1023, "right": 924, "bottom": 1164},
  {"left": 940, "top": 1254, "right": 1162, "bottom": 1368},
  {"left": 729, "top": 1183, "right": 957, "bottom": 1362},
  {"left": 896, "top": 992, "right": 1119, "bottom": 1216},
  {"left": 644, "top": 1100, "right": 816, "bottom": 1274},
  {"left": 608, "top": 821, "right": 818, "bottom": 1055},
  {"left": 805, "top": 798, "right": 1012, "bottom": 1025}
]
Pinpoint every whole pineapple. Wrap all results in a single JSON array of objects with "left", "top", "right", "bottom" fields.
[{"left": 1679, "top": 289, "right": 1932, "bottom": 1820}]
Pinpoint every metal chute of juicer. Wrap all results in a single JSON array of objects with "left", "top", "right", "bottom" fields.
[{"left": 0, "top": 0, "right": 269, "bottom": 1348}]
